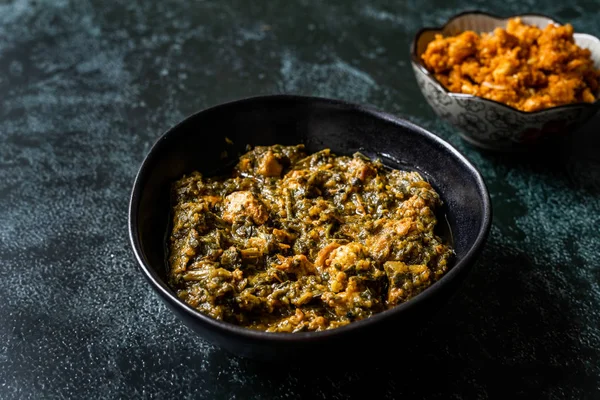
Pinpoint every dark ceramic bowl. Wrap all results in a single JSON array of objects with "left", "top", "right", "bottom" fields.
[
  {"left": 128, "top": 95, "right": 492, "bottom": 362},
  {"left": 411, "top": 11, "right": 600, "bottom": 151}
]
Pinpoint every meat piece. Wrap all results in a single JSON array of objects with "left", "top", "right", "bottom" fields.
[
  {"left": 222, "top": 191, "right": 269, "bottom": 225},
  {"left": 348, "top": 157, "right": 376, "bottom": 182},
  {"left": 272, "top": 228, "right": 296, "bottom": 243},
  {"left": 314, "top": 242, "right": 341, "bottom": 268},
  {"left": 326, "top": 242, "right": 365, "bottom": 270},
  {"left": 365, "top": 218, "right": 412, "bottom": 261},
  {"left": 274, "top": 254, "right": 316, "bottom": 277},
  {"left": 257, "top": 150, "right": 283, "bottom": 177}
]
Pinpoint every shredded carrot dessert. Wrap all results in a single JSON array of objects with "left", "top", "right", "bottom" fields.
[{"left": 421, "top": 18, "right": 600, "bottom": 112}]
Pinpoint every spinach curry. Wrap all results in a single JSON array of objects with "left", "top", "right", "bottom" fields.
[{"left": 168, "top": 145, "right": 453, "bottom": 332}]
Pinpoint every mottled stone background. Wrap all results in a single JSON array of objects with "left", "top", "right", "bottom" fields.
[{"left": 1, "top": 0, "right": 599, "bottom": 398}]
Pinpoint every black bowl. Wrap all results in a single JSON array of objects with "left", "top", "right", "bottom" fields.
[{"left": 128, "top": 94, "right": 492, "bottom": 362}]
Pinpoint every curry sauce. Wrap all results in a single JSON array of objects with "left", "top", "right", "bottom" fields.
[{"left": 168, "top": 145, "right": 453, "bottom": 332}]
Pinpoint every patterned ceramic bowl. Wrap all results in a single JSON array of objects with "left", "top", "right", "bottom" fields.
[{"left": 410, "top": 11, "right": 600, "bottom": 151}]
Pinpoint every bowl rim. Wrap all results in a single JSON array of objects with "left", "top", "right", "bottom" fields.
[
  {"left": 128, "top": 94, "right": 493, "bottom": 343},
  {"left": 410, "top": 10, "right": 600, "bottom": 115}
]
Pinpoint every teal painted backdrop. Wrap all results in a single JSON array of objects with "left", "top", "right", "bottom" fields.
[{"left": 0, "top": 0, "right": 599, "bottom": 398}]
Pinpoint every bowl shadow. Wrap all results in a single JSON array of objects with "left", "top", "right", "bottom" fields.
[
  {"left": 211, "top": 237, "right": 597, "bottom": 398},
  {"left": 473, "top": 111, "right": 600, "bottom": 196}
]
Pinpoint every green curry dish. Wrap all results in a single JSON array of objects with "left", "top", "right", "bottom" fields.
[{"left": 168, "top": 144, "right": 453, "bottom": 332}]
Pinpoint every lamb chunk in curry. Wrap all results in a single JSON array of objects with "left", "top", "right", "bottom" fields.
[{"left": 168, "top": 144, "right": 453, "bottom": 332}]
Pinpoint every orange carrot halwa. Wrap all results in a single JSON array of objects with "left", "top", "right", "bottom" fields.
[{"left": 421, "top": 18, "right": 600, "bottom": 112}]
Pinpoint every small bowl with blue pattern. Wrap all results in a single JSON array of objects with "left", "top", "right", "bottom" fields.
[{"left": 410, "top": 11, "right": 600, "bottom": 151}]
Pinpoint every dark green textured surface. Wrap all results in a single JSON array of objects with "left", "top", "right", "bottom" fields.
[{"left": 1, "top": 0, "right": 599, "bottom": 398}]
